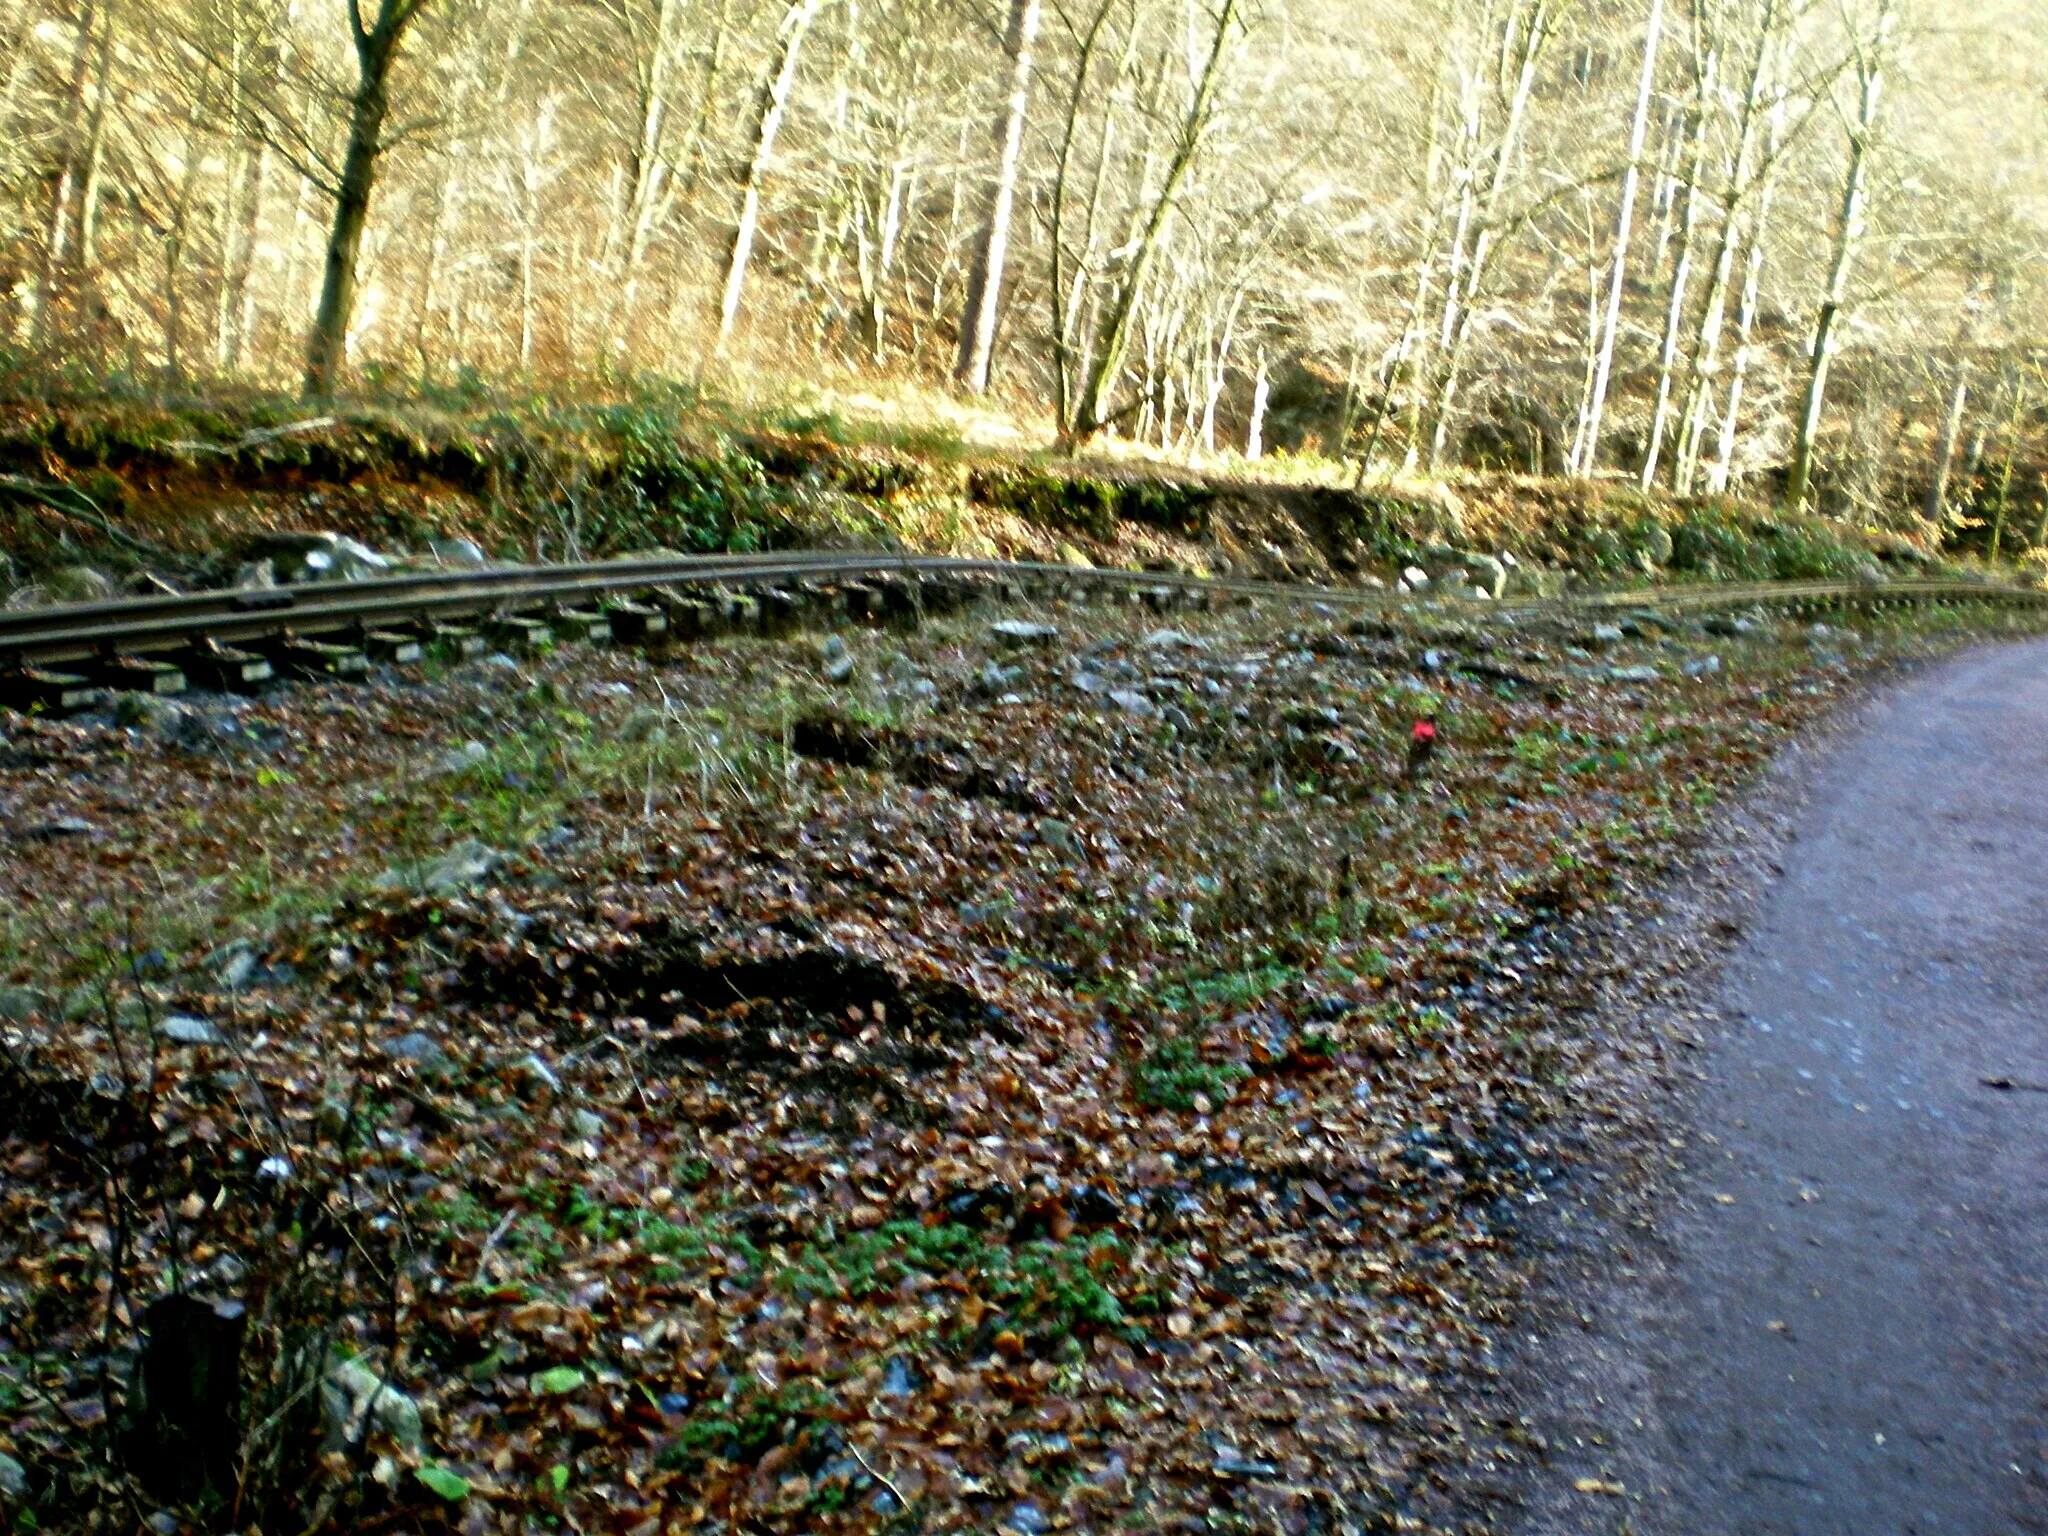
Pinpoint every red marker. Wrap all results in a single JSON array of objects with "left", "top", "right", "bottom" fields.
[{"left": 1405, "top": 715, "right": 1439, "bottom": 780}]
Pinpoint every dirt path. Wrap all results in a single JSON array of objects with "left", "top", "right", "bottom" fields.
[{"left": 1495, "top": 641, "right": 2048, "bottom": 1536}]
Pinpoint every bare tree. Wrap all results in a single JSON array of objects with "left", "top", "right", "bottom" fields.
[
  {"left": 304, "top": 0, "right": 436, "bottom": 397},
  {"left": 1783, "top": 0, "right": 1895, "bottom": 510},
  {"left": 1573, "top": 0, "right": 1665, "bottom": 474},
  {"left": 954, "top": 0, "right": 1042, "bottom": 392},
  {"left": 717, "top": 0, "right": 828, "bottom": 346}
]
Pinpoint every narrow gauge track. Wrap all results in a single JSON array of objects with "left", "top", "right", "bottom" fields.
[{"left": 0, "top": 549, "right": 2040, "bottom": 710}]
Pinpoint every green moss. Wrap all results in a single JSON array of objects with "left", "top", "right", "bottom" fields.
[
  {"left": 968, "top": 467, "right": 1210, "bottom": 540},
  {"left": 1132, "top": 1035, "right": 1249, "bottom": 1111}
]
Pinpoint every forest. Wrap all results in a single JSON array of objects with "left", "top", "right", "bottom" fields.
[{"left": 0, "top": 0, "right": 2041, "bottom": 530}]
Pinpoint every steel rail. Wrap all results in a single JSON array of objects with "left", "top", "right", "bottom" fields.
[
  {"left": 0, "top": 549, "right": 823, "bottom": 645},
  {"left": 1, "top": 552, "right": 2041, "bottom": 675}
]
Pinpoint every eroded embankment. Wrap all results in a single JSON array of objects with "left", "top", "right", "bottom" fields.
[{"left": 0, "top": 395, "right": 1952, "bottom": 609}]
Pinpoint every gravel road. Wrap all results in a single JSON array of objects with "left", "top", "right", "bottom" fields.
[{"left": 1496, "top": 640, "right": 2048, "bottom": 1536}]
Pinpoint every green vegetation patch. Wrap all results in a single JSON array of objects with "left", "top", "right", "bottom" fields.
[{"left": 969, "top": 466, "right": 1212, "bottom": 539}]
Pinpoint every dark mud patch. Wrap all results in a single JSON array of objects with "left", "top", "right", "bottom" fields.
[
  {"left": 456, "top": 912, "right": 1017, "bottom": 1133},
  {"left": 791, "top": 710, "right": 1050, "bottom": 815}
]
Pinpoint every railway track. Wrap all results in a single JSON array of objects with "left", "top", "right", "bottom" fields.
[{"left": 0, "top": 551, "right": 2040, "bottom": 711}]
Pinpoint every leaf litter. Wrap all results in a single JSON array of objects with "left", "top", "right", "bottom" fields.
[{"left": 0, "top": 594, "right": 2020, "bottom": 1533}]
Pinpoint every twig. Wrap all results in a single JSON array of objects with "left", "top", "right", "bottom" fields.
[
  {"left": 0, "top": 473, "right": 191, "bottom": 569},
  {"left": 1981, "top": 1075, "right": 2048, "bottom": 1093},
  {"left": 165, "top": 416, "right": 336, "bottom": 456},
  {"left": 473, "top": 1210, "right": 519, "bottom": 1288},
  {"left": 849, "top": 1440, "right": 910, "bottom": 1515},
  {"left": 600, "top": 1032, "right": 654, "bottom": 1114}
]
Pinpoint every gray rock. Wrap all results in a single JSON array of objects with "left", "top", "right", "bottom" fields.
[
  {"left": 206, "top": 939, "right": 259, "bottom": 989},
  {"left": 322, "top": 1356, "right": 423, "bottom": 1456},
  {"left": 428, "top": 537, "right": 487, "bottom": 566},
  {"left": 976, "top": 661, "right": 1023, "bottom": 696},
  {"left": 0, "top": 1450, "right": 25, "bottom": 1498},
  {"left": 1682, "top": 654, "right": 1721, "bottom": 678},
  {"left": 1108, "top": 689, "right": 1155, "bottom": 718},
  {"left": 570, "top": 1107, "right": 605, "bottom": 1140},
  {"left": 1400, "top": 566, "right": 1430, "bottom": 592},
  {"left": 233, "top": 559, "right": 277, "bottom": 591},
  {"left": 1587, "top": 623, "right": 1625, "bottom": 647},
  {"left": 817, "top": 635, "right": 858, "bottom": 684},
  {"left": 1038, "top": 818, "right": 1075, "bottom": 853},
  {"left": 618, "top": 707, "right": 667, "bottom": 745},
  {"left": 822, "top": 640, "right": 858, "bottom": 685},
  {"left": 244, "top": 531, "right": 391, "bottom": 585},
  {"left": 43, "top": 565, "right": 116, "bottom": 604},
  {"left": 378, "top": 839, "right": 503, "bottom": 895},
  {"left": 117, "top": 695, "right": 266, "bottom": 757},
  {"left": 2, "top": 584, "right": 51, "bottom": 611},
  {"left": 1163, "top": 704, "right": 1193, "bottom": 732},
  {"left": 1212, "top": 1447, "right": 1282, "bottom": 1480},
  {"left": 1143, "top": 628, "right": 1202, "bottom": 650},
  {"left": 433, "top": 740, "right": 490, "bottom": 776},
  {"left": 1003, "top": 1502, "right": 1050, "bottom": 1535},
  {"left": 25, "top": 816, "right": 96, "bottom": 839},
  {"left": 990, "top": 619, "right": 1059, "bottom": 647},
  {"left": 1464, "top": 552, "right": 1508, "bottom": 597},
  {"left": 1702, "top": 614, "right": 1757, "bottom": 637},
  {"left": 0, "top": 986, "right": 54, "bottom": 1023},
  {"left": 1071, "top": 668, "right": 1110, "bottom": 694},
  {"left": 1636, "top": 523, "right": 1675, "bottom": 567},
  {"left": 516, "top": 1052, "right": 561, "bottom": 1092},
  {"left": 1605, "top": 665, "right": 1661, "bottom": 683},
  {"left": 386, "top": 1031, "right": 448, "bottom": 1066},
  {"left": 160, "top": 1014, "right": 223, "bottom": 1046}
]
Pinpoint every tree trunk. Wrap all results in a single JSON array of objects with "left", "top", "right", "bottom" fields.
[
  {"left": 26, "top": 0, "right": 99, "bottom": 346},
  {"left": 1672, "top": 0, "right": 1779, "bottom": 494},
  {"left": 955, "top": 0, "right": 1043, "bottom": 393},
  {"left": 222, "top": 142, "right": 272, "bottom": 371},
  {"left": 130, "top": 1295, "right": 247, "bottom": 1504},
  {"left": 1420, "top": 0, "right": 1555, "bottom": 470},
  {"left": 305, "top": 0, "right": 432, "bottom": 398},
  {"left": 1574, "top": 0, "right": 1664, "bottom": 475},
  {"left": 1245, "top": 348, "right": 1270, "bottom": 459},
  {"left": 161, "top": 108, "right": 206, "bottom": 384},
  {"left": 1640, "top": 38, "right": 1714, "bottom": 488},
  {"left": 75, "top": 5, "right": 116, "bottom": 278},
  {"left": 1070, "top": 0, "right": 1241, "bottom": 440},
  {"left": 717, "top": 0, "right": 827, "bottom": 346},
  {"left": 1045, "top": 0, "right": 1132, "bottom": 434},
  {"left": 609, "top": 0, "right": 685, "bottom": 366},
  {"left": 1785, "top": 0, "right": 1892, "bottom": 510},
  {"left": 1707, "top": 61, "right": 1788, "bottom": 494},
  {"left": 1923, "top": 361, "right": 1970, "bottom": 525}
]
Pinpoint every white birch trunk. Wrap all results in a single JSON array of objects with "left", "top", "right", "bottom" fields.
[
  {"left": 955, "top": 0, "right": 1043, "bottom": 393},
  {"left": 1784, "top": 0, "right": 1892, "bottom": 510},
  {"left": 1574, "top": 0, "right": 1665, "bottom": 475},
  {"left": 718, "top": 0, "right": 827, "bottom": 345}
]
